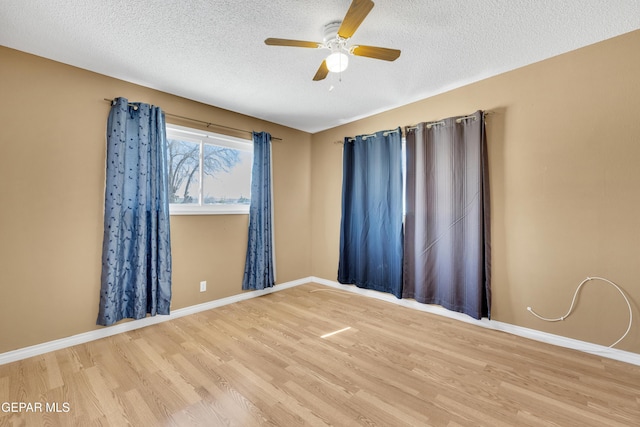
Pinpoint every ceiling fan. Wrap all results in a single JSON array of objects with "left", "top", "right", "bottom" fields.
[{"left": 264, "top": 0, "right": 401, "bottom": 81}]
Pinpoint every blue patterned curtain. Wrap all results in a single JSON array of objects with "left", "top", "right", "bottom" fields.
[
  {"left": 338, "top": 129, "right": 404, "bottom": 298},
  {"left": 242, "top": 132, "right": 275, "bottom": 290},
  {"left": 97, "top": 97, "right": 172, "bottom": 326}
]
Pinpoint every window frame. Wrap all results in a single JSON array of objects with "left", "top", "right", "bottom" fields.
[{"left": 166, "top": 123, "right": 253, "bottom": 215}]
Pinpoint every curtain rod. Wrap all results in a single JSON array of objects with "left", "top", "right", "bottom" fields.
[
  {"left": 337, "top": 128, "right": 401, "bottom": 144},
  {"left": 103, "top": 98, "right": 282, "bottom": 141},
  {"left": 405, "top": 111, "right": 490, "bottom": 132},
  {"left": 335, "top": 110, "right": 492, "bottom": 143},
  {"left": 405, "top": 120, "right": 445, "bottom": 132}
]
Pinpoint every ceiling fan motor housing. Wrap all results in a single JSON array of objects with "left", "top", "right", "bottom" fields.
[
  {"left": 264, "top": 0, "right": 400, "bottom": 81},
  {"left": 323, "top": 21, "right": 343, "bottom": 43},
  {"left": 323, "top": 21, "right": 349, "bottom": 53}
]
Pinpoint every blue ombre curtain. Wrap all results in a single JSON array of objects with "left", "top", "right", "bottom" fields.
[
  {"left": 97, "top": 97, "right": 172, "bottom": 326},
  {"left": 242, "top": 131, "right": 275, "bottom": 290},
  {"left": 338, "top": 128, "right": 404, "bottom": 298}
]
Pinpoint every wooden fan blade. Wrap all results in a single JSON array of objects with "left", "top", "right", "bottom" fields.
[
  {"left": 351, "top": 45, "right": 401, "bottom": 61},
  {"left": 313, "top": 61, "right": 329, "bottom": 81},
  {"left": 337, "top": 0, "right": 374, "bottom": 39},
  {"left": 265, "top": 38, "right": 321, "bottom": 48}
]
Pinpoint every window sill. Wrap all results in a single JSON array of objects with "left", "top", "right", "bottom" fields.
[{"left": 170, "top": 205, "right": 250, "bottom": 215}]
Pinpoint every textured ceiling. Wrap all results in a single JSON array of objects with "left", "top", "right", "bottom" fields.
[{"left": 2, "top": 0, "right": 640, "bottom": 133}]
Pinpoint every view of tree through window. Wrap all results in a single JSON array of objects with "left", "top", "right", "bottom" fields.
[{"left": 166, "top": 125, "right": 252, "bottom": 213}]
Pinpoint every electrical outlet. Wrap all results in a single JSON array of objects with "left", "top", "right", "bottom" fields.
[{"left": 199, "top": 281, "right": 207, "bottom": 292}]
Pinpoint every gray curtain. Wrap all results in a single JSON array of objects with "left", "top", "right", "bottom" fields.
[{"left": 402, "top": 111, "right": 491, "bottom": 319}]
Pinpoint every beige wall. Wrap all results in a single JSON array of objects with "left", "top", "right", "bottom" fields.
[
  {"left": 2, "top": 29, "right": 640, "bottom": 356},
  {"left": 0, "top": 46, "right": 312, "bottom": 353},
  {"left": 311, "top": 30, "right": 640, "bottom": 353}
]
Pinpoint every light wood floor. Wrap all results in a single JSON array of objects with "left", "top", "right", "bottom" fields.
[{"left": 1, "top": 283, "right": 639, "bottom": 426}]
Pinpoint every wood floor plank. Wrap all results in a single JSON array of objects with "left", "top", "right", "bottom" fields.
[
  {"left": 43, "top": 352, "right": 64, "bottom": 391},
  {"left": 283, "top": 379, "right": 357, "bottom": 426},
  {"left": 499, "top": 380, "right": 630, "bottom": 427},
  {"left": 122, "top": 388, "right": 161, "bottom": 426},
  {"left": 169, "top": 399, "right": 236, "bottom": 427},
  {"left": 354, "top": 388, "right": 432, "bottom": 426},
  {"left": 83, "top": 365, "right": 130, "bottom": 425},
  {"left": 63, "top": 368, "right": 107, "bottom": 421},
  {"left": 1, "top": 283, "right": 639, "bottom": 426}
]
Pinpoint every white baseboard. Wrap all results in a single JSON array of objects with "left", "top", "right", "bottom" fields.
[
  {"left": 310, "top": 277, "right": 640, "bottom": 367},
  {"left": 2, "top": 276, "right": 638, "bottom": 367},
  {"left": 0, "top": 277, "right": 311, "bottom": 366}
]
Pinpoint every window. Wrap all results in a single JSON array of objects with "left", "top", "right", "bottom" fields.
[{"left": 166, "top": 124, "right": 253, "bottom": 215}]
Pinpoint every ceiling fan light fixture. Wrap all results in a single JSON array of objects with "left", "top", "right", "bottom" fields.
[
  {"left": 326, "top": 51, "right": 349, "bottom": 73},
  {"left": 264, "top": 0, "right": 399, "bottom": 81}
]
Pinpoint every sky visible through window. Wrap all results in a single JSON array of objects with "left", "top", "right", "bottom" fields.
[
  {"left": 168, "top": 137, "right": 252, "bottom": 206},
  {"left": 203, "top": 149, "right": 251, "bottom": 204}
]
